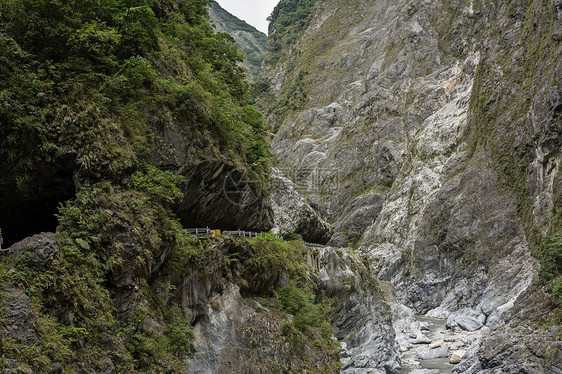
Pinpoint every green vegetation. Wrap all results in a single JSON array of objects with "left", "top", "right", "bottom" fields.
[
  {"left": 268, "top": 0, "right": 317, "bottom": 46},
  {"left": 537, "top": 232, "right": 562, "bottom": 300},
  {"left": 278, "top": 281, "right": 338, "bottom": 353},
  {"left": 209, "top": 1, "right": 267, "bottom": 81},
  {"left": 123, "top": 292, "right": 195, "bottom": 372},
  {"left": 0, "top": 0, "right": 270, "bottom": 193},
  {"left": 0, "top": 173, "right": 196, "bottom": 372},
  {"left": 130, "top": 163, "right": 183, "bottom": 205},
  {"left": 245, "top": 233, "right": 309, "bottom": 279},
  {"left": 239, "top": 235, "right": 340, "bottom": 366},
  {"left": 0, "top": 181, "right": 341, "bottom": 372},
  {"left": 0, "top": 0, "right": 276, "bottom": 370},
  {"left": 258, "top": 0, "right": 362, "bottom": 120},
  {"left": 0, "top": 162, "right": 203, "bottom": 372},
  {"left": 467, "top": 0, "right": 562, "bottom": 306},
  {"left": 268, "top": 71, "right": 309, "bottom": 126},
  {"left": 166, "top": 232, "right": 341, "bottom": 371}
]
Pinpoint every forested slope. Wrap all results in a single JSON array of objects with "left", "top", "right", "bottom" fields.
[
  {"left": 208, "top": 1, "right": 267, "bottom": 81},
  {"left": 0, "top": 0, "right": 281, "bottom": 372}
]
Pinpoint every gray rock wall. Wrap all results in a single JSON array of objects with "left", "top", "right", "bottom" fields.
[
  {"left": 270, "top": 168, "right": 332, "bottom": 243},
  {"left": 184, "top": 244, "right": 401, "bottom": 374},
  {"left": 261, "top": 0, "right": 561, "bottom": 371},
  {"left": 310, "top": 248, "right": 401, "bottom": 373}
]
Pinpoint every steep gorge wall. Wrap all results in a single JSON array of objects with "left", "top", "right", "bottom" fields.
[{"left": 261, "top": 0, "right": 561, "bottom": 371}]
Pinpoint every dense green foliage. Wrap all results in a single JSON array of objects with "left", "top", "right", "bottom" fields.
[
  {"left": 537, "top": 231, "right": 562, "bottom": 300},
  {"left": 0, "top": 180, "right": 339, "bottom": 372},
  {"left": 0, "top": 165, "right": 201, "bottom": 372},
  {"left": 278, "top": 281, "right": 338, "bottom": 354},
  {"left": 245, "top": 233, "right": 308, "bottom": 278},
  {"left": 268, "top": 0, "right": 316, "bottom": 45},
  {"left": 130, "top": 163, "right": 183, "bottom": 205},
  {"left": 0, "top": 0, "right": 275, "bottom": 371},
  {"left": 0, "top": 0, "right": 270, "bottom": 191}
]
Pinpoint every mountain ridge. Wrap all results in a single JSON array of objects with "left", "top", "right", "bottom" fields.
[{"left": 208, "top": 1, "right": 267, "bottom": 81}]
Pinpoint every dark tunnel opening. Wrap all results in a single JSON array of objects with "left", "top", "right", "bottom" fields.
[{"left": 0, "top": 172, "right": 76, "bottom": 248}]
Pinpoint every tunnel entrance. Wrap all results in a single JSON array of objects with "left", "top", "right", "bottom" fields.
[{"left": 0, "top": 171, "right": 76, "bottom": 248}]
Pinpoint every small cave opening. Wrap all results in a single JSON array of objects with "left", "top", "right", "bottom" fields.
[{"left": 0, "top": 171, "right": 76, "bottom": 248}]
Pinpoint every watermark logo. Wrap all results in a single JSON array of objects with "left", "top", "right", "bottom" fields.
[
  {"left": 223, "top": 169, "right": 261, "bottom": 206},
  {"left": 278, "top": 167, "right": 340, "bottom": 195},
  {"left": 222, "top": 166, "right": 341, "bottom": 207}
]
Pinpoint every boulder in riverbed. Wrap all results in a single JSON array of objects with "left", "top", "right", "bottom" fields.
[
  {"left": 450, "top": 349, "right": 467, "bottom": 364},
  {"left": 456, "top": 316, "right": 483, "bottom": 332},
  {"left": 420, "top": 345, "right": 448, "bottom": 360},
  {"left": 428, "top": 341, "right": 443, "bottom": 349},
  {"left": 412, "top": 334, "right": 432, "bottom": 344},
  {"left": 446, "top": 311, "right": 484, "bottom": 332}
]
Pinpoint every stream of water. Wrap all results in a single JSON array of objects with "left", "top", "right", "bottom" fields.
[{"left": 401, "top": 315, "right": 457, "bottom": 374}]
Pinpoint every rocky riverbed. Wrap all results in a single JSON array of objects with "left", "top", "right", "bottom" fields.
[{"left": 394, "top": 304, "right": 485, "bottom": 373}]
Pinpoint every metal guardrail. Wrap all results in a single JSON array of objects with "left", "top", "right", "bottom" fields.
[
  {"left": 185, "top": 228, "right": 211, "bottom": 235},
  {"left": 0, "top": 227, "right": 327, "bottom": 252},
  {"left": 222, "top": 230, "right": 264, "bottom": 238},
  {"left": 304, "top": 243, "right": 324, "bottom": 248},
  {"left": 185, "top": 227, "right": 327, "bottom": 249}
]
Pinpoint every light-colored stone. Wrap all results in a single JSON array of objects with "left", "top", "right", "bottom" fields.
[
  {"left": 428, "top": 341, "right": 443, "bottom": 349},
  {"left": 420, "top": 345, "right": 448, "bottom": 360},
  {"left": 456, "top": 316, "right": 483, "bottom": 332},
  {"left": 450, "top": 349, "right": 467, "bottom": 364},
  {"left": 411, "top": 334, "right": 432, "bottom": 344},
  {"left": 449, "top": 341, "right": 466, "bottom": 350},
  {"left": 270, "top": 168, "right": 332, "bottom": 243},
  {"left": 259, "top": 0, "right": 562, "bottom": 372},
  {"left": 314, "top": 248, "right": 400, "bottom": 374}
]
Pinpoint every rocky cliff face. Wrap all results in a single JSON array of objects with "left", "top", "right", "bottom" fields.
[
  {"left": 270, "top": 168, "right": 332, "bottom": 243},
  {"left": 261, "top": 0, "right": 561, "bottom": 371},
  {"left": 310, "top": 248, "right": 400, "bottom": 373},
  {"left": 184, "top": 242, "right": 400, "bottom": 374}
]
